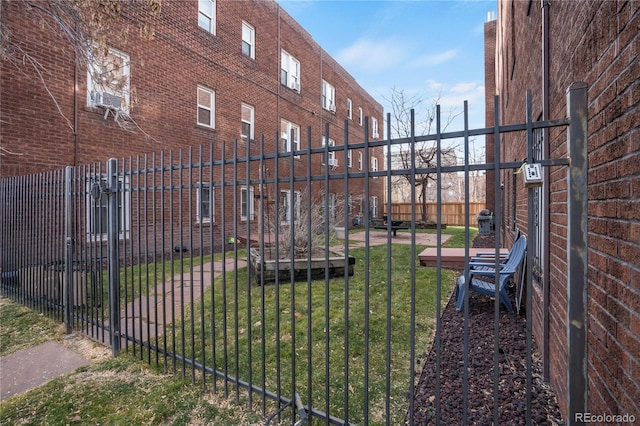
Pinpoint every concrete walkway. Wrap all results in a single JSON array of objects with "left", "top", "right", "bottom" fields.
[{"left": 0, "top": 340, "right": 89, "bottom": 401}]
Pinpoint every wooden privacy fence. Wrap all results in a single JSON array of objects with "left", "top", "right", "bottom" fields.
[{"left": 385, "top": 202, "right": 486, "bottom": 227}]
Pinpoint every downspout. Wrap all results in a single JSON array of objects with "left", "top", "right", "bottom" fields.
[
  {"left": 541, "top": 0, "right": 551, "bottom": 382},
  {"left": 73, "top": 24, "right": 79, "bottom": 166}
]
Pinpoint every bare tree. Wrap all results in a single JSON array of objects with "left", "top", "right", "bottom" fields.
[
  {"left": 0, "top": 0, "right": 161, "bottom": 154},
  {"left": 263, "top": 188, "right": 346, "bottom": 259},
  {"left": 383, "top": 87, "right": 460, "bottom": 222}
]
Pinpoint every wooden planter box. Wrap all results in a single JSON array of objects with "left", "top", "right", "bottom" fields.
[{"left": 248, "top": 248, "right": 355, "bottom": 284}]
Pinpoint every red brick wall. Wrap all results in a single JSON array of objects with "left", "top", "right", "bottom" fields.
[
  {"left": 1, "top": 0, "right": 384, "bottom": 245},
  {"left": 491, "top": 0, "right": 640, "bottom": 419}
]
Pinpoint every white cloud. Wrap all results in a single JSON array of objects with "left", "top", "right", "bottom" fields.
[
  {"left": 451, "top": 81, "right": 479, "bottom": 93},
  {"left": 410, "top": 49, "right": 458, "bottom": 68},
  {"left": 335, "top": 37, "right": 408, "bottom": 73}
]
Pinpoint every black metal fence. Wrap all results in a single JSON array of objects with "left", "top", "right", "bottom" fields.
[{"left": 0, "top": 86, "right": 588, "bottom": 425}]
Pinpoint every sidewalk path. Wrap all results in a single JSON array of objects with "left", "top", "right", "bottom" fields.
[{"left": 0, "top": 341, "right": 89, "bottom": 401}]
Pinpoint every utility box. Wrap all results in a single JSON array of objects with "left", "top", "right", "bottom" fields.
[{"left": 477, "top": 209, "right": 494, "bottom": 235}]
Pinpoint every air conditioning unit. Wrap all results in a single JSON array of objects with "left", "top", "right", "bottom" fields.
[
  {"left": 328, "top": 158, "right": 338, "bottom": 167},
  {"left": 92, "top": 91, "right": 122, "bottom": 109},
  {"left": 328, "top": 102, "right": 336, "bottom": 113},
  {"left": 289, "top": 81, "right": 300, "bottom": 91}
]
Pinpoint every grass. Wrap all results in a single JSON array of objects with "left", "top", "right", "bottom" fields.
[
  {"left": 0, "top": 295, "right": 262, "bottom": 426},
  {"left": 1, "top": 227, "right": 470, "bottom": 425},
  {"left": 164, "top": 242, "right": 459, "bottom": 424},
  {"left": 0, "top": 298, "right": 62, "bottom": 357}
]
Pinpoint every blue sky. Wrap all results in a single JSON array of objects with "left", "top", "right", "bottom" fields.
[{"left": 278, "top": 0, "right": 496, "bottom": 132}]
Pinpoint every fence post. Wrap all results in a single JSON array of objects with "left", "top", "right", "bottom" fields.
[
  {"left": 64, "top": 166, "right": 74, "bottom": 334},
  {"left": 566, "top": 82, "right": 588, "bottom": 423},
  {"left": 107, "top": 158, "right": 121, "bottom": 356}
]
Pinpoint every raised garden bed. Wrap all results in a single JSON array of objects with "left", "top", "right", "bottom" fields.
[{"left": 248, "top": 247, "right": 355, "bottom": 284}]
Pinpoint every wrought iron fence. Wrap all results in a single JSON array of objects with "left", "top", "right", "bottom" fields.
[{"left": 0, "top": 85, "right": 588, "bottom": 425}]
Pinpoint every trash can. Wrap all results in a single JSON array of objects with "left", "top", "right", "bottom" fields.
[{"left": 477, "top": 209, "right": 494, "bottom": 235}]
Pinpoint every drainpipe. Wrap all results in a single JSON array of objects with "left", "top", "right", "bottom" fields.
[
  {"left": 73, "top": 25, "right": 79, "bottom": 166},
  {"left": 541, "top": 0, "right": 551, "bottom": 382}
]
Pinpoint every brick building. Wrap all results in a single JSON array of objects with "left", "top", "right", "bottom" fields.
[
  {"left": 486, "top": 0, "right": 639, "bottom": 419},
  {"left": 0, "top": 0, "right": 384, "bottom": 245}
]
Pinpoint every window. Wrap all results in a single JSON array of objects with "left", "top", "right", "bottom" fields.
[
  {"left": 86, "top": 175, "right": 130, "bottom": 240},
  {"left": 358, "top": 107, "right": 363, "bottom": 126},
  {"left": 347, "top": 149, "right": 353, "bottom": 168},
  {"left": 280, "top": 189, "right": 301, "bottom": 225},
  {"left": 372, "top": 117, "right": 379, "bottom": 139},
  {"left": 371, "top": 156, "right": 379, "bottom": 178},
  {"left": 197, "top": 183, "right": 214, "bottom": 223},
  {"left": 281, "top": 50, "right": 300, "bottom": 91},
  {"left": 241, "top": 103, "right": 254, "bottom": 141},
  {"left": 347, "top": 98, "right": 353, "bottom": 119},
  {"left": 322, "top": 80, "right": 336, "bottom": 112},
  {"left": 198, "top": 0, "right": 215, "bottom": 33},
  {"left": 358, "top": 152, "right": 363, "bottom": 170},
  {"left": 197, "top": 86, "right": 215, "bottom": 128},
  {"left": 242, "top": 21, "right": 255, "bottom": 58},
  {"left": 240, "top": 187, "right": 254, "bottom": 221},
  {"left": 87, "top": 46, "right": 130, "bottom": 113},
  {"left": 281, "top": 119, "right": 300, "bottom": 155},
  {"left": 371, "top": 196, "right": 379, "bottom": 218},
  {"left": 322, "top": 136, "right": 336, "bottom": 165}
]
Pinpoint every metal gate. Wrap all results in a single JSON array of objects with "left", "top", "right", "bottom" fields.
[{"left": 0, "top": 84, "right": 587, "bottom": 425}]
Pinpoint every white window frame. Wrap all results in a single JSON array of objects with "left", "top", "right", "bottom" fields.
[
  {"left": 322, "top": 80, "right": 336, "bottom": 112},
  {"left": 322, "top": 136, "right": 336, "bottom": 165},
  {"left": 240, "top": 186, "right": 255, "bottom": 221},
  {"left": 198, "top": 0, "right": 216, "bottom": 34},
  {"left": 372, "top": 117, "right": 380, "bottom": 139},
  {"left": 197, "top": 182, "right": 214, "bottom": 223},
  {"left": 358, "top": 152, "right": 363, "bottom": 170},
  {"left": 241, "top": 103, "right": 254, "bottom": 141},
  {"left": 371, "top": 196, "right": 379, "bottom": 218},
  {"left": 281, "top": 50, "right": 300, "bottom": 91},
  {"left": 347, "top": 98, "right": 353, "bottom": 119},
  {"left": 358, "top": 107, "right": 363, "bottom": 126},
  {"left": 242, "top": 21, "right": 255, "bottom": 59},
  {"left": 85, "top": 175, "right": 130, "bottom": 241},
  {"left": 87, "top": 46, "right": 130, "bottom": 113},
  {"left": 280, "top": 189, "right": 301, "bottom": 225},
  {"left": 281, "top": 119, "right": 300, "bottom": 157},
  {"left": 347, "top": 149, "right": 353, "bottom": 168},
  {"left": 197, "top": 86, "right": 215, "bottom": 128},
  {"left": 371, "top": 156, "right": 379, "bottom": 178}
]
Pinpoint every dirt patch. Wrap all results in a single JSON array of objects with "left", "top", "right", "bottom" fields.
[{"left": 410, "top": 234, "right": 564, "bottom": 425}]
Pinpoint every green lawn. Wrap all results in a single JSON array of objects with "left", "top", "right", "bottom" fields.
[{"left": 1, "top": 227, "right": 475, "bottom": 425}]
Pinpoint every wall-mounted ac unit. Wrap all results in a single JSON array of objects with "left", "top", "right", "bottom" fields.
[
  {"left": 92, "top": 91, "right": 122, "bottom": 109},
  {"left": 328, "top": 102, "right": 336, "bottom": 113},
  {"left": 328, "top": 158, "right": 338, "bottom": 167},
  {"left": 289, "top": 81, "right": 300, "bottom": 91}
]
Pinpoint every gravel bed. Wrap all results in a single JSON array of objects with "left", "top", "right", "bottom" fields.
[{"left": 410, "top": 234, "right": 564, "bottom": 425}]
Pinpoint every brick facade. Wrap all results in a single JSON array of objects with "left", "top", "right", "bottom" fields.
[
  {"left": 487, "top": 0, "right": 639, "bottom": 419},
  {"left": 0, "top": 0, "right": 384, "bottom": 238}
]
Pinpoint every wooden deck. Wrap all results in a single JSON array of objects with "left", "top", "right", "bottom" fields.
[{"left": 419, "top": 247, "right": 508, "bottom": 270}]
